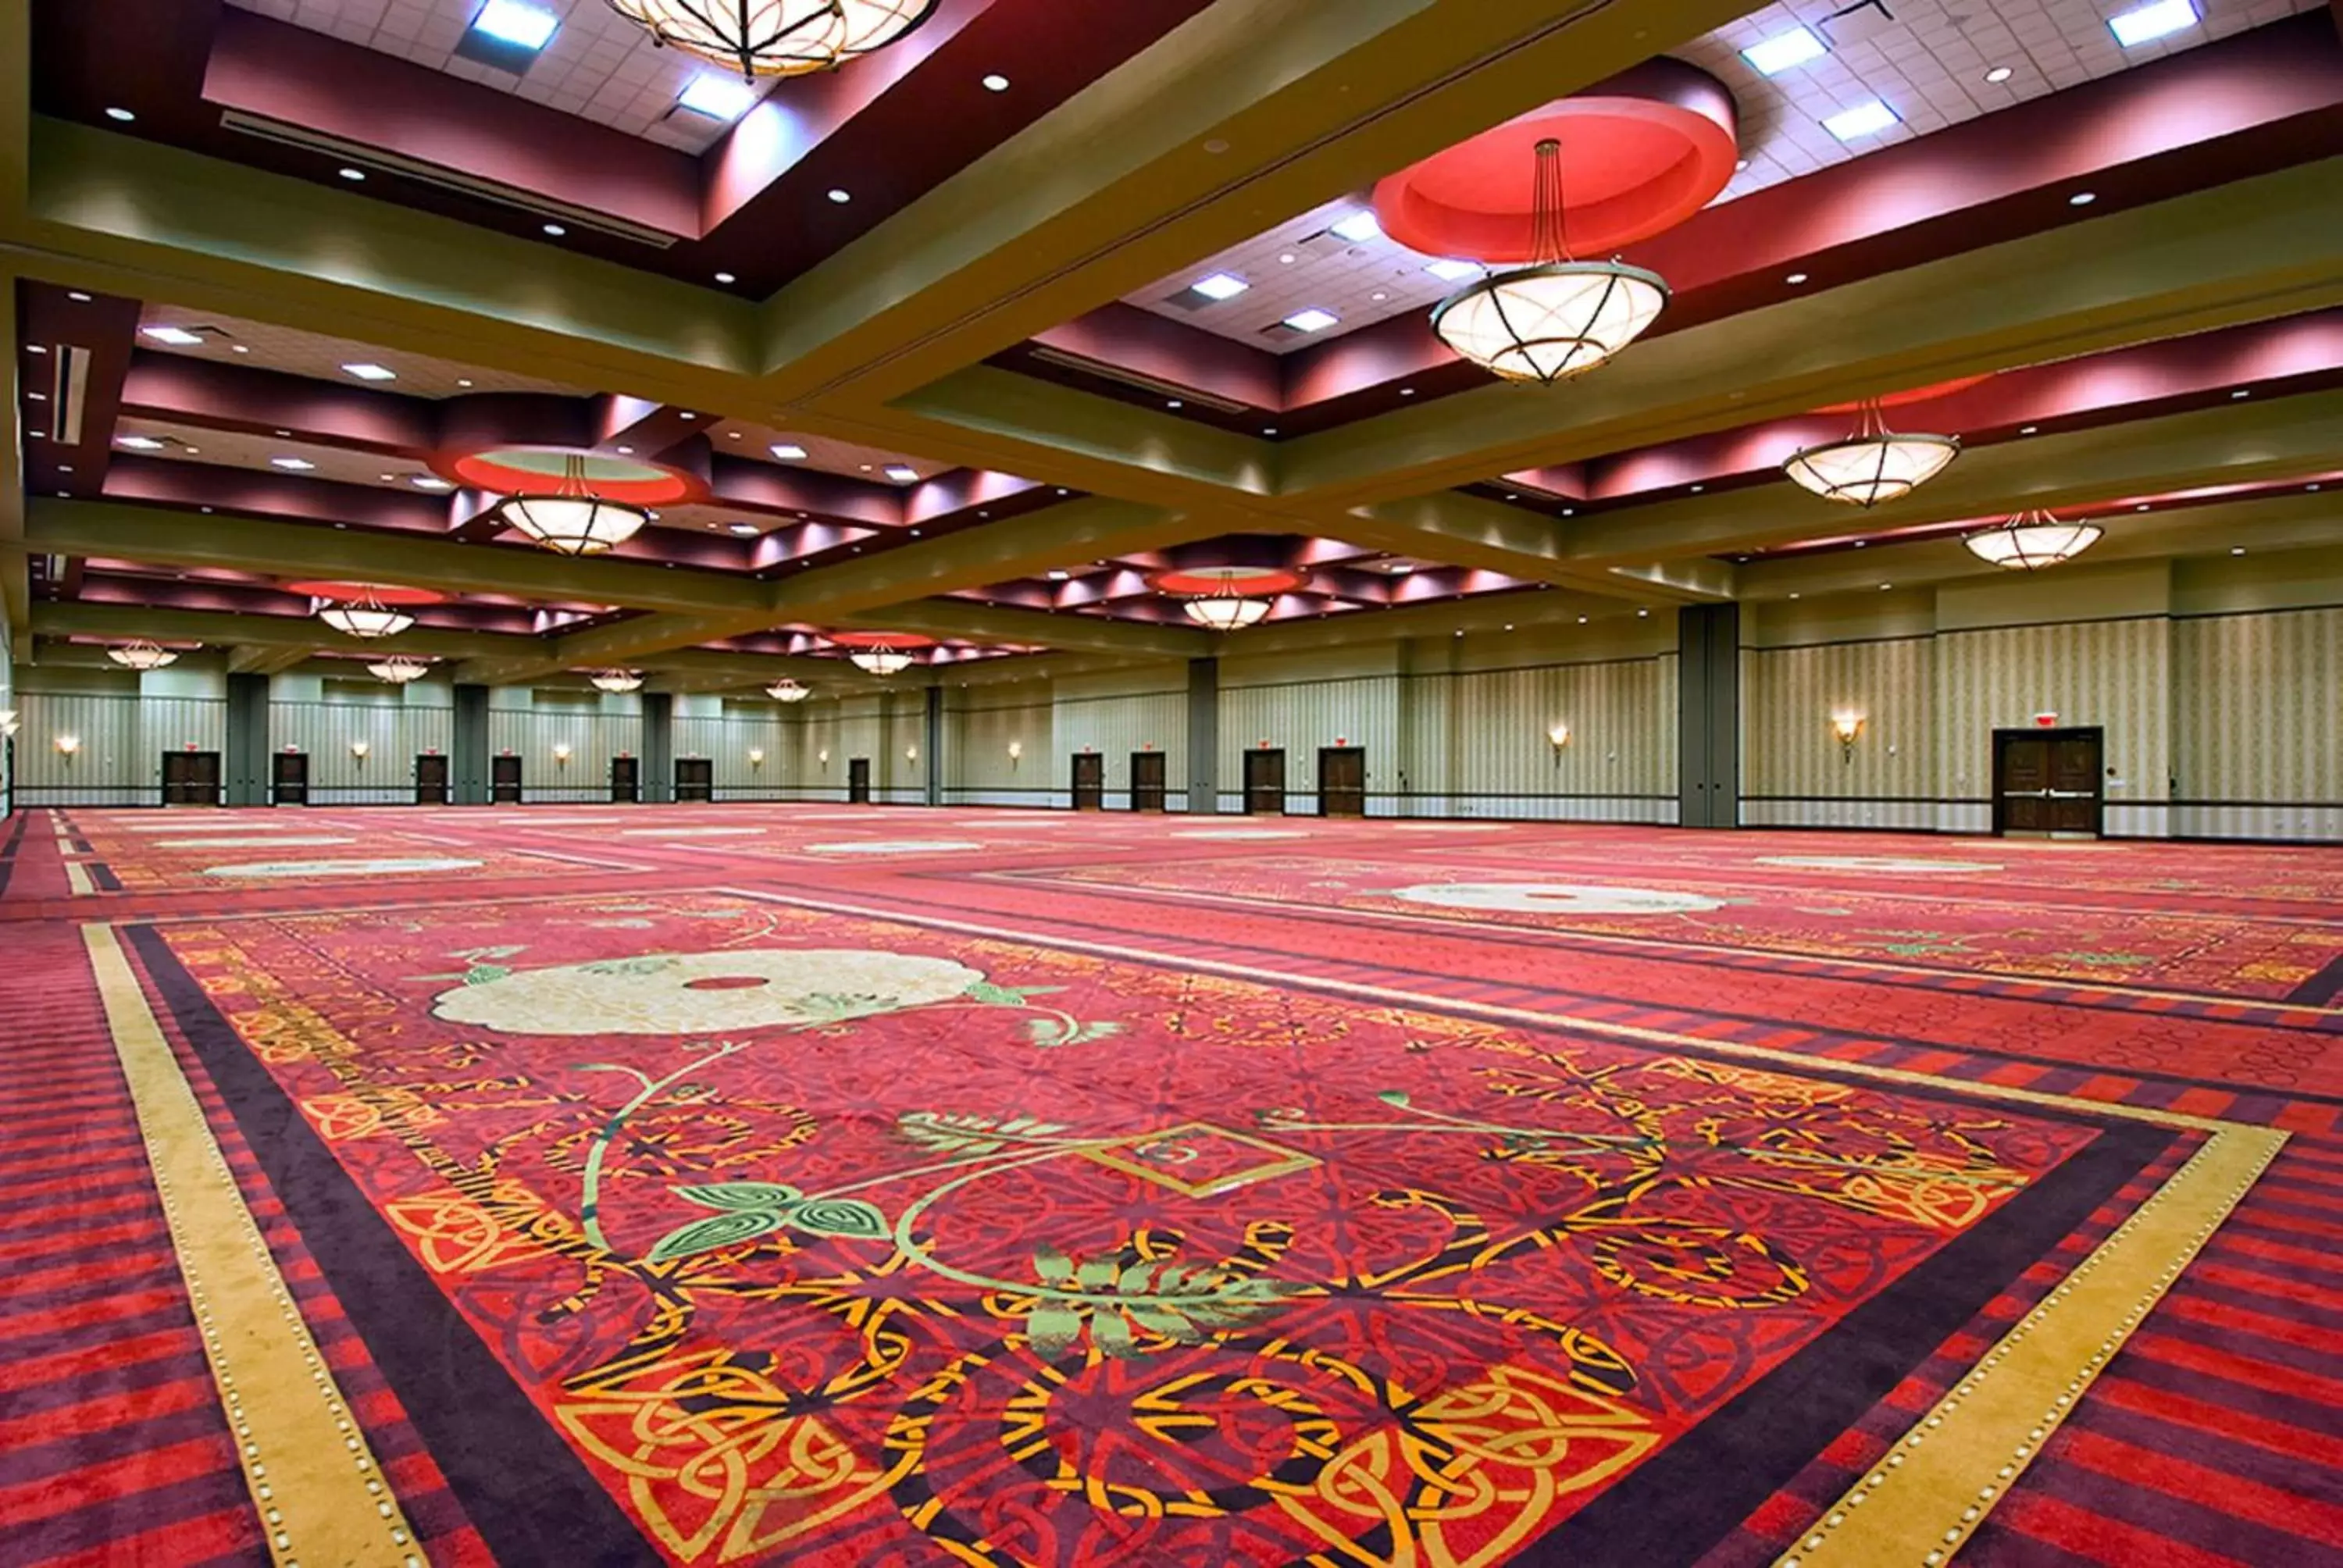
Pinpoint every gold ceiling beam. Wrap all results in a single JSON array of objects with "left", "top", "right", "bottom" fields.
[
  {"left": 839, "top": 599, "right": 1214, "bottom": 661},
  {"left": 1735, "top": 489, "right": 2343, "bottom": 600},
  {"left": 1276, "top": 156, "right": 2343, "bottom": 505},
  {"left": 1568, "top": 388, "right": 2343, "bottom": 564},
  {"left": 1335, "top": 491, "right": 1692, "bottom": 603}
]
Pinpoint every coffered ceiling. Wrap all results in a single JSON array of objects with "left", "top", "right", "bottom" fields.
[{"left": 7, "top": 0, "right": 2343, "bottom": 696}]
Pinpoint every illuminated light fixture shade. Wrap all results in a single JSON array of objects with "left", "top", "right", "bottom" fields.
[
  {"left": 106, "top": 640, "right": 180, "bottom": 670},
  {"left": 766, "top": 679, "right": 811, "bottom": 703},
  {"left": 591, "top": 669, "right": 646, "bottom": 693},
  {"left": 1183, "top": 593, "right": 1271, "bottom": 632},
  {"left": 848, "top": 649, "right": 915, "bottom": 675},
  {"left": 1430, "top": 139, "right": 1667, "bottom": 386},
  {"left": 367, "top": 656, "right": 431, "bottom": 684},
  {"left": 1782, "top": 401, "right": 1961, "bottom": 508},
  {"left": 1964, "top": 508, "right": 2105, "bottom": 571},
  {"left": 318, "top": 590, "right": 416, "bottom": 640},
  {"left": 604, "top": 0, "right": 940, "bottom": 81},
  {"left": 494, "top": 454, "right": 650, "bottom": 556}
]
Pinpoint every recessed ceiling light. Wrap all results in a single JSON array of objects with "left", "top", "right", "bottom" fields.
[
  {"left": 412, "top": 476, "right": 452, "bottom": 490},
  {"left": 1283, "top": 307, "right": 1339, "bottom": 333},
  {"left": 2020, "top": 424, "right": 2038, "bottom": 435},
  {"left": 2069, "top": 191, "right": 2096, "bottom": 206},
  {"left": 1400, "top": 387, "right": 1415, "bottom": 397},
  {"left": 728, "top": 522, "right": 761, "bottom": 536},
  {"left": 1785, "top": 272, "right": 1809, "bottom": 285},
  {"left": 2109, "top": 0, "right": 2198, "bottom": 48},
  {"left": 23, "top": 391, "right": 42, "bottom": 401},
  {"left": 1046, "top": 569, "right": 1069, "bottom": 581},
  {"left": 715, "top": 270, "right": 736, "bottom": 284},
  {"left": 338, "top": 166, "right": 366, "bottom": 181},
  {"left": 456, "top": 377, "right": 473, "bottom": 387},
  {"left": 1370, "top": 290, "right": 1389, "bottom": 302},
  {"left": 770, "top": 443, "right": 807, "bottom": 460},
  {"left": 1277, "top": 251, "right": 1297, "bottom": 265},
  {"left": 981, "top": 73, "right": 1010, "bottom": 91},
  {"left": 67, "top": 291, "right": 91, "bottom": 302},
  {"left": 827, "top": 188, "right": 851, "bottom": 203},
  {"left": 105, "top": 107, "right": 135, "bottom": 122},
  {"left": 615, "top": 445, "right": 634, "bottom": 455},
  {"left": 57, "top": 465, "right": 72, "bottom": 474},
  {"left": 116, "top": 435, "right": 165, "bottom": 450},
  {"left": 1165, "top": 399, "right": 1183, "bottom": 409},
  {"left": 1823, "top": 100, "right": 1899, "bottom": 141},
  {"left": 679, "top": 412, "right": 697, "bottom": 420},
  {"left": 1637, "top": 608, "right": 1649, "bottom": 617},
  {"left": 2231, "top": 388, "right": 2251, "bottom": 399},
  {"left": 1330, "top": 209, "right": 1382, "bottom": 243},
  {"left": 678, "top": 74, "right": 758, "bottom": 120},
  {"left": 2135, "top": 502, "right": 2151, "bottom": 511},
  {"left": 2231, "top": 545, "right": 2246, "bottom": 555},
  {"left": 1192, "top": 272, "right": 1250, "bottom": 301},
  {"left": 141, "top": 325, "right": 203, "bottom": 346},
  {"left": 1262, "top": 426, "right": 1278, "bottom": 435},
  {"left": 1424, "top": 258, "right": 1480, "bottom": 283},
  {"left": 341, "top": 362, "right": 396, "bottom": 381},
  {"left": 1985, "top": 66, "right": 2013, "bottom": 84},
  {"left": 472, "top": 0, "right": 559, "bottom": 51},
  {"left": 883, "top": 464, "right": 920, "bottom": 483},
  {"left": 1742, "top": 27, "right": 1828, "bottom": 76},
  {"left": 232, "top": 346, "right": 248, "bottom": 353},
  {"left": 542, "top": 222, "right": 567, "bottom": 237},
  {"left": 25, "top": 344, "right": 46, "bottom": 354},
  {"left": 270, "top": 456, "right": 316, "bottom": 470}
]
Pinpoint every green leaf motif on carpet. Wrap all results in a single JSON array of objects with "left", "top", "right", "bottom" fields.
[
  {"left": 674, "top": 1182, "right": 802, "bottom": 1211},
  {"left": 646, "top": 1208, "right": 786, "bottom": 1263}
]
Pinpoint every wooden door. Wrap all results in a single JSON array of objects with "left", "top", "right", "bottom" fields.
[
  {"left": 271, "top": 751, "right": 309, "bottom": 806},
  {"left": 491, "top": 754, "right": 523, "bottom": 804},
  {"left": 1318, "top": 747, "right": 1366, "bottom": 818},
  {"left": 1071, "top": 753, "right": 1105, "bottom": 811},
  {"left": 414, "top": 754, "right": 450, "bottom": 806},
  {"left": 611, "top": 756, "right": 640, "bottom": 804},
  {"left": 847, "top": 758, "right": 872, "bottom": 804},
  {"left": 1130, "top": 752, "right": 1167, "bottom": 812},
  {"left": 1243, "top": 749, "right": 1286, "bottom": 816},
  {"left": 1993, "top": 727, "right": 2102, "bottom": 837},
  {"left": 161, "top": 750, "right": 221, "bottom": 806},
  {"left": 676, "top": 758, "right": 714, "bottom": 802}
]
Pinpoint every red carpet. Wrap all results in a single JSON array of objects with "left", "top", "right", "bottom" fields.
[{"left": 5, "top": 805, "right": 2339, "bottom": 1566}]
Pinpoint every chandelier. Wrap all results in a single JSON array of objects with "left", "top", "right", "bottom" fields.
[
  {"left": 495, "top": 454, "right": 650, "bottom": 556},
  {"left": 1784, "top": 401, "right": 1961, "bottom": 508},
  {"left": 591, "top": 669, "right": 646, "bottom": 693},
  {"left": 317, "top": 590, "right": 416, "bottom": 640},
  {"left": 766, "top": 678, "right": 811, "bottom": 703},
  {"left": 605, "top": 0, "right": 938, "bottom": 80},
  {"left": 106, "top": 640, "right": 179, "bottom": 670},
  {"left": 1184, "top": 593, "right": 1271, "bottom": 632},
  {"left": 849, "top": 649, "right": 915, "bottom": 676},
  {"left": 1964, "top": 508, "right": 2104, "bottom": 570},
  {"left": 368, "top": 656, "right": 431, "bottom": 684},
  {"left": 1431, "top": 139, "right": 1669, "bottom": 385}
]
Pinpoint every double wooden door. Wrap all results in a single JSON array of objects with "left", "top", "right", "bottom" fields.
[
  {"left": 1243, "top": 749, "right": 1286, "bottom": 816},
  {"left": 1993, "top": 727, "right": 2103, "bottom": 836},
  {"left": 676, "top": 759, "right": 714, "bottom": 802},
  {"left": 271, "top": 751, "right": 309, "bottom": 806},
  {"left": 161, "top": 750, "right": 220, "bottom": 806},
  {"left": 490, "top": 755, "right": 523, "bottom": 804},
  {"left": 611, "top": 756, "right": 640, "bottom": 804},
  {"left": 414, "top": 754, "right": 450, "bottom": 806},
  {"left": 847, "top": 758, "right": 872, "bottom": 804},
  {"left": 1131, "top": 752, "right": 1167, "bottom": 813},
  {"left": 1318, "top": 747, "right": 1366, "bottom": 818},
  {"left": 1071, "top": 753, "right": 1105, "bottom": 811}
]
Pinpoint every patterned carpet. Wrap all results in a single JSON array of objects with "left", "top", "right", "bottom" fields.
[{"left": 3, "top": 804, "right": 2338, "bottom": 1567}]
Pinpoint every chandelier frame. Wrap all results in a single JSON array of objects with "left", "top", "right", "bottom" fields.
[
  {"left": 1783, "top": 401, "right": 1962, "bottom": 508},
  {"left": 604, "top": 0, "right": 941, "bottom": 81}
]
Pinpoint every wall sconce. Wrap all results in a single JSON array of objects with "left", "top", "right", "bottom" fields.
[
  {"left": 349, "top": 739, "right": 370, "bottom": 764},
  {"left": 553, "top": 743, "right": 573, "bottom": 766},
  {"left": 55, "top": 734, "right": 80, "bottom": 760},
  {"left": 1830, "top": 711, "right": 1865, "bottom": 764},
  {"left": 818, "top": 748, "right": 830, "bottom": 768},
  {"left": 1547, "top": 723, "right": 1571, "bottom": 764},
  {"left": 747, "top": 748, "right": 765, "bottom": 768},
  {"left": 0, "top": 708, "right": 18, "bottom": 740},
  {"left": 906, "top": 745, "right": 919, "bottom": 764},
  {"left": 1007, "top": 739, "right": 1022, "bottom": 768}
]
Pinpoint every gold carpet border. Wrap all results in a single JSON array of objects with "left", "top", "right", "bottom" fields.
[
  {"left": 84, "top": 924, "right": 422, "bottom": 1568},
  {"left": 722, "top": 888, "right": 2288, "bottom": 1568}
]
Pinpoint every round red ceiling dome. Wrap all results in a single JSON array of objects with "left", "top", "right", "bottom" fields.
[
  {"left": 826, "top": 630, "right": 937, "bottom": 650},
  {"left": 1148, "top": 566, "right": 1305, "bottom": 597},
  {"left": 444, "top": 447, "right": 698, "bottom": 506},
  {"left": 286, "top": 581, "right": 447, "bottom": 606},
  {"left": 1373, "top": 59, "right": 1737, "bottom": 262}
]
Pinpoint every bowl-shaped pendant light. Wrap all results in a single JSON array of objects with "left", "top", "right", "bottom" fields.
[
  {"left": 106, "top": 640, "right": 180, "bottom": 670},
  {"left": 368, "top": 656, "right": 432, "bottom": 684},
  {"left": 1964, "top": 508, "right": 2103, "bottom": 570},
  {"left": 766, "top": 679, "right": 811, "bottom": 702},
  {"left": 495, "top": 454, "right": 650, "bottom": 557},
  {"left": 1431, "top": 138, "right": 1669, "bottom": 385},
  {"left": 318, "top": 590, "right": 415, "bottom": 640},
  {"left": 605, "top": 0, "right": 939, "bottom": 80}
]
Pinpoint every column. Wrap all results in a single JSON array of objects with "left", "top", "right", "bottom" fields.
[
  {"left": 1186, "top": 657, "right": 1218, "bottom": 814},
  {"left": 1677, "top": 604, "right": 1741, "bottom": 828}
]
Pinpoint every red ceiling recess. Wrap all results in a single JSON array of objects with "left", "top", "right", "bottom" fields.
[
  {"left": 826, "top": 630, "right": 938, "bottom": 649},
  {"left": 1150, "top": 566, "right": 1307, "bottom": 596},
  {"left": 285, "top": 582, "right": 448, "bottom": 606},
  {"left": 1372, "top": 59, "right": 1739, "bottom": 261},
  {"left": 445, "top": 449, "right": 701, "bottom": 505},
  {"left": 1815, "top": 376, "right": 1996, "bottom": 415}
]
